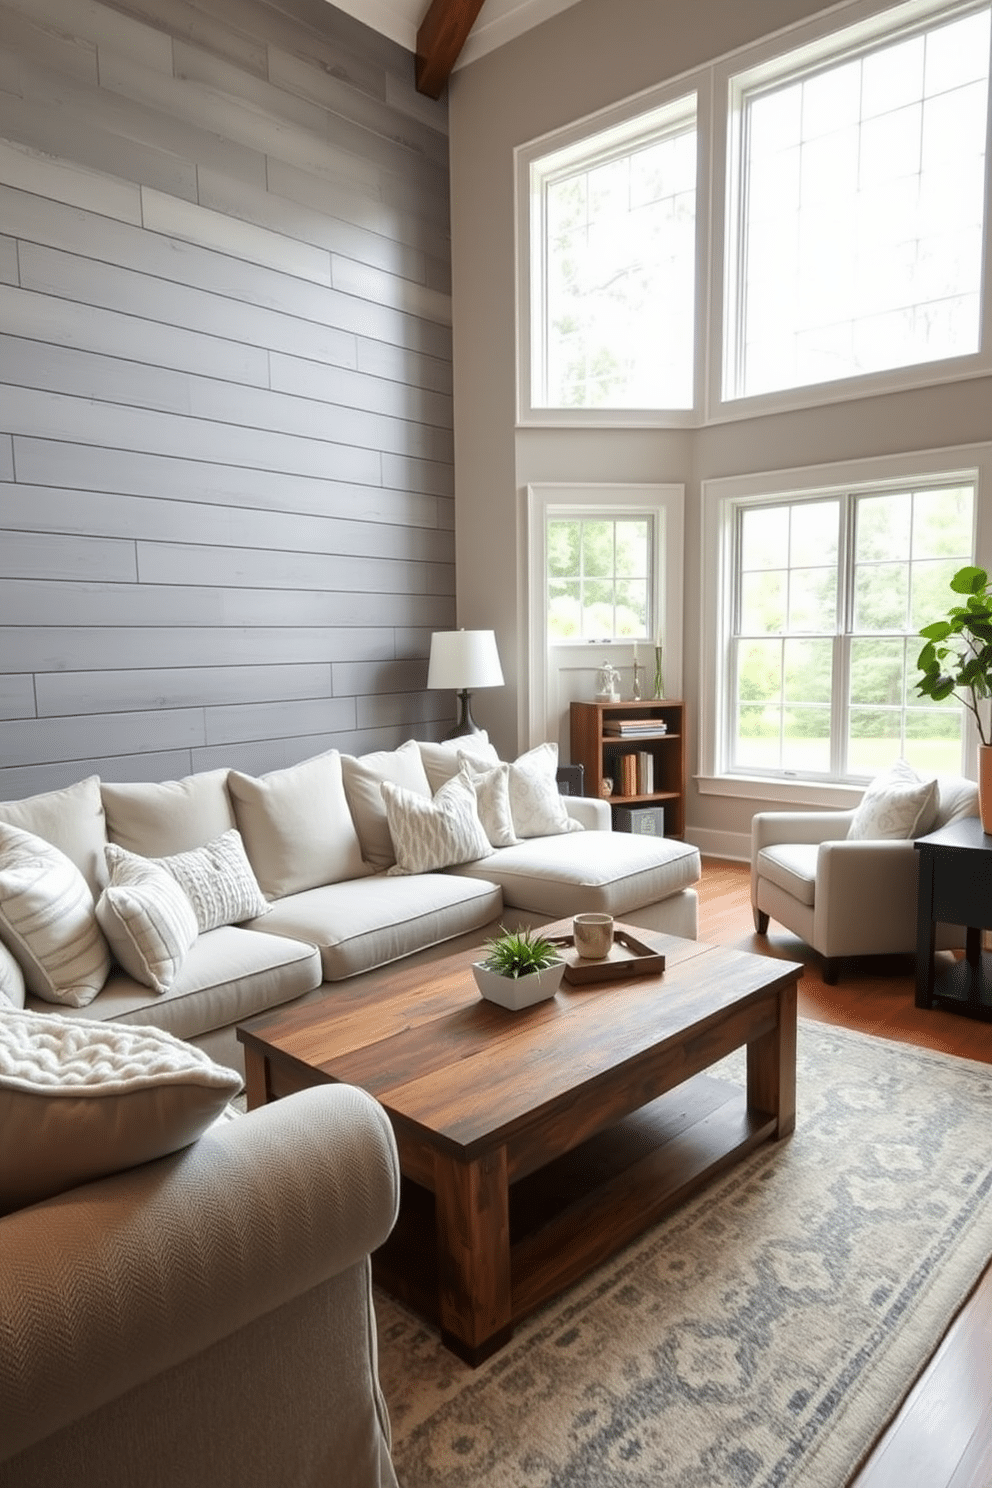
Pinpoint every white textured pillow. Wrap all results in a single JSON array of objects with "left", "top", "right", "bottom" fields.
[
  {"left": 0, "top": 823, "right": 111, "bottom": 1008},
  {"left": 418, "top": 734, "right": 500, "bottom": 793},
  {"left": 381, "top": 770, "right": 493, "bottom": 875},
  {"left": 0, "top": 1007, "right": 242, "bottom": 1215},
  {"left": 228, "top": 750, "right": 368, "bottom": 899},
  {"left": 506, "top": 743, "right": 583, "bottom": 839},
  {"left": 340, "top": 740, "right": 433, "bottom": 868},
  {"left": 458, "top": 755, "right": 519, "bottom": 847},
  {"left": 0, "top": 940, "right": 25, "bottom": 1010},
  {"left": 155, "top": 830, "right": 270, "bottom": 932},
  {"left": 848, "top": 759, "right": 940, "bottom": 841},
  {"left": 97, "top": 847, "right": 199, "bottom": 994}
]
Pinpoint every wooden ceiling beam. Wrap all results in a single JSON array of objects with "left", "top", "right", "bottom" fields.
[{"left": 415, "top": 0, "right": 486, "bottom": 98}]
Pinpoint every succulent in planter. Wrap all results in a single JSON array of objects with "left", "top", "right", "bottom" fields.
[{"left": 473, "top": 926, "right": 565, "bottom": 1010}]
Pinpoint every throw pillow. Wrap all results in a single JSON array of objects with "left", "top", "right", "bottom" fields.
[
  {"left": 227, "top": 750, "right": 369, "bottom": 899},
  {"left": 0, "top": 775, "right": 107, "bottom": 899},
  {"left": 506, "top": 742, "right": 584, "bottom": 839},
  {"left": 847, "top": 759, "right": 940, "bottom": 841},
  {"left": 340, "top": 740, "right": 433, "bottom": 868},
  {"left": 153, "top": 830, "right": 270, "bottom": 932},
  {"left": 0, "top": 823, "right": 111, "bottom": 1008},
  {"left": 457, "top": 755, "right": 519, "bottom": 847},
  {"left": 0, "top": 1007, "right": 242, "bottom": 1215},
  {"left": 381, "top": 769, "right": 493, "bottom": 875},
  {"left": 0, "top": 940, "right": 25, "bottom": 1010},
  {"left": 97, "top": 849, "right": 199, "bottom": 994},
  {"left": 418, "top": 734, "right": 500, "bottom": 793},
  {"left": 101, "top": 769, "right": 236, "bottom": 858}
]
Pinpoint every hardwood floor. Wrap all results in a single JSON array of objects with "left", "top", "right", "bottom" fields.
[{"left": 697, "top": 858, "right": 992, "bottom": 1488}]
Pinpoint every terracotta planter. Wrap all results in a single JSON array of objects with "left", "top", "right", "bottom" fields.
[{"left": 980, "top": 745, "right": 992, "bottom": 834}]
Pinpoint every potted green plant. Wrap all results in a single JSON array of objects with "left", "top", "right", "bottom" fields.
[
  {"left": 472, "top": 925, "right": 565, "bottom": 1010},
  {"left": 916, "top": 564, "right": 992, "bottom": 828}
]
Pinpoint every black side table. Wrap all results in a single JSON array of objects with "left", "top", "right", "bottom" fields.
[{"left": 915, "top": 816, "right": 992, "bottom": 1020}]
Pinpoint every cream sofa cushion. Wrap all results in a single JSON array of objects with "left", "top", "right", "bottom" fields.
[
  {"left": 0, "top": 824, "right": 111, "bottom": 1008},
  {"left": 847, "top": 759, "right": 939, "bottom": 841},
  {"left": 381, "top": 771, "right": 492, "bottom": 874},
  {"left": 0, "top": 941, "right": 25, "bottom": 1009},
  {"left": 102, "top": 770, "right": 236, "bottom": 857},
  {"left": 418, "top": 734, "right": 499, "bottom": 792},
  {"left": 0, "top": 776, "right": 107, "bottom": 898},
  {"left": 0, "top": 1007, "right": 241, "bottom": 1215},
  {"left": 228, "top": 751, "right": 368, "bottom": 899},
  {"left": 340, "top": 740, "right": 432, "bottom": 868},
  {"left": 97, "top": 850, "right": 199, "bottom": 994}
]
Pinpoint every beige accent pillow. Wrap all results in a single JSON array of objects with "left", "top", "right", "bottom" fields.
[
  {"left": 228, "top": 751, "right": 368, "bottom": 899},
  {"left": 506, "top": 742, "right": 584, "bottom": 839},
  {"left": 458, "top": 755, "right": 519, "bottom": 847},
  {"left": 0, "top": 823, "right": 111, "bottom": 1008},
  {"left": 154, "top": 830, "right": 270, "bottom": 932},
  {"left": 847, "top": 759, "right": 940, "bottom": 841},
  {"left": 0, "top": 1007, "right": 242, "bottom": 1215},
  {"left": 418, "top": 734, "right": 499, "bottom": 793},
  {"left": 101, "top": 770, "right": 236, "bottom": 858},
  {"left": 0, "top": 776, "right": 107, "bottom": 898},
  {"left": 0, "top": 940, "right": 26, "bottom": 1010},
  {"left": 340, "top": 740, "right": 432, "bottom": 868},
  {"left": 381, "top": 769, "right": 493, "bottom": 875},
  {"left": 97, "top": 848, "right": 199, "bottom": 994}
]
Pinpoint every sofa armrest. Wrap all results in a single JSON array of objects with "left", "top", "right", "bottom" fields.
[
  {"left": 0, "top": 1085, "right": 400, "bottom": 1464},
  {"left": 566, "top": 795, "right": 612, "bottom": 830}
]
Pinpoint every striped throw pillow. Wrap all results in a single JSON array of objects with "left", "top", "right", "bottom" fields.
[
  {"left": 0, "top": 823, "right": 111, "bottom": 1008},
  {"left": 98, "top": 847, "right": 200, "bottom": 993}
]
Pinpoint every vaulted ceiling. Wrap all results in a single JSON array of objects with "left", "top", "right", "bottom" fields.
[{"left": 324, "top": 0, "right": 582, "bottom": 97}]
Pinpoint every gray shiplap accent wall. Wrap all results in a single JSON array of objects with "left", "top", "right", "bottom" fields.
[{"left": 0, "top": 0, "right": 454, "bottom": 799}]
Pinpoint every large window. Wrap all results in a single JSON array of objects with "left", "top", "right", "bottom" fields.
[
  {"left": 527, "top": 93, "right": 698, "bottom": 412},
  {"left": 730, "top": 479, "right": 976, "bottom": 780},
  {"left": 725, "top": 2, "right": 991, "bottom": 400}
]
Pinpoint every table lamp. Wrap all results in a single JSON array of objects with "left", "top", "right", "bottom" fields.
[{"left": 427, "top": 629, "right": 504, "bottom": 738}]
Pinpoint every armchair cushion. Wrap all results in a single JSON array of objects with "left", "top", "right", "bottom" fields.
[{"left": 754, "top": 843, "right": 818, "bottom": 907}]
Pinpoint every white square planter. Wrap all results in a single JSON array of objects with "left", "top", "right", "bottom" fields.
[{"left": 471, "top": 959, "right": 566, "bottom": 1011}]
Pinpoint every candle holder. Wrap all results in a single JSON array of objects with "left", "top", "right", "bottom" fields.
[
  {"left": 631, "top": 661, "right": 643, "bottom": 701},
  {"left": 653, "top": 646, "right": 665, "bottom": 699}
]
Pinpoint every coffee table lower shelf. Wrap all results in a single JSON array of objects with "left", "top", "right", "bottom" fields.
[{"left": 374, "top": 1069, "right": 775, "bottom": 1364}]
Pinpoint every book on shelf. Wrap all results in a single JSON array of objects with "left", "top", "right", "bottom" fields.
[
  {"left": 636, "top": 750, "right": 654, "bottom": 794},
  {"left": 603, "top": 720, "right": 668, "bottom": 737},
  {"left": 620, "top": 753, "right": 638, "bottom": 795}
]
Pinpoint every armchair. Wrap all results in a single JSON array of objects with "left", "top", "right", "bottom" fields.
[
  {"left": 0, "top": 1085, "right": 401, "bottom": 1488},
  {"left": 751, "top": 775, "right": 978, "bottom": 983}
]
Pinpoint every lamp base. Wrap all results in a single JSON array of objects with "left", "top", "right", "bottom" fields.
[{"left": 442, "top": 689, "right": 483, "bottom": 740}]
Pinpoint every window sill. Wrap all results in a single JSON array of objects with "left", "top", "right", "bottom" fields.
[{"left": 696, "top": 773, "right": 863, "bottom": 810}]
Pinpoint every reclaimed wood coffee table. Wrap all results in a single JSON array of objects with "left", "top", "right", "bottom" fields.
[{"left": 238, "top": 922, "right": 800, "bottom": 1365}]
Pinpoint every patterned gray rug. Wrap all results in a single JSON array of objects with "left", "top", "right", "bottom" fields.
[{"left": 375, "top": 1022, "right": 992, "bottom": 1488}]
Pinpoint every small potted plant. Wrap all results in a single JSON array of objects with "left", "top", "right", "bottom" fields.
[
  {"left": 472, "top": 925, "right": 565, "bottom": 1011},
  {"left": 916, "top": 564, "right": 992, "bottom": 828}
]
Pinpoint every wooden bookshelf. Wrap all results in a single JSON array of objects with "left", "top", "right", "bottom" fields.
[{"left": 569, "top": 699, "right": 686, "bottom": 838}]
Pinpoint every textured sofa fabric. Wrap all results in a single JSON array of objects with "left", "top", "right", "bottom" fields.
[{"left": 0, "top": 1085, "right": 401, "bottom": 1488}]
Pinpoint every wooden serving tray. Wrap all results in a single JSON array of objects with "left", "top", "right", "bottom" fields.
[{"left": 549, "top": 926, "right": 666, "bottom": 984}]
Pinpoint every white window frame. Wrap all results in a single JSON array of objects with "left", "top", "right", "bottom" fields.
[
  {"left": 515, "top": 73, "right": 712, "bottom": 428},
  {"left": 698, "top": 443, "right": 992, "bottom": 807},
  {"left": 710, "top": 0, "right": 992, "bottom": 423}
]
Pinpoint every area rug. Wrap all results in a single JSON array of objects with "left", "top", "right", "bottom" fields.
[{"left": 375, "top": 1022, "right": 992, "bottom": 1488}]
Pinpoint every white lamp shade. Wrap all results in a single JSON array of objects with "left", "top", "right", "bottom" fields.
[{"left": 427, "top": 630, "right": 504, "bottom": 690}]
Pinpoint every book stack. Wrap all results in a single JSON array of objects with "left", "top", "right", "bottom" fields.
[{"left": 603, "top": 719, "right": 668, "bottom": 738}]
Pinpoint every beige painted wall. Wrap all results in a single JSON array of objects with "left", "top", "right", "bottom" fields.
[{"left": 448, "top": 0, "right": 992, "bottom": 857}]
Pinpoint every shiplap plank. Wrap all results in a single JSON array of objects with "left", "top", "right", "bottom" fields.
[
  {"left": 331, "top": 657, "right": 428, "bottom": 696},
  {"left": 0, "top": 135, "right": 142, "bottom": 226},
  {"left": 355, "top": 336, "right": 452, "bottom": 397},
  {"left": 356, "top": 688, "right": 450, "bottom": 731},
  {"left": 0, "top": 750, "right": 199, "bottom": 799},
  {"left": 1, "top": 333, "right": 196, "bottom": 417},
  {"left": 0, "top": 580, "right": 453, "bottom": 632},
  {"left": 330, "top": 254, "right": 451, "bottom": 326},
  {"left": 100, "top": 0, "right": 270, "bottom": 76},
  {"left": 173, "top": 38, "right": 347, "bottom": 137},
  {"left": 197, "top": 165, "right": 430, "bottom": 286},
  {"left": 205, "top": 694, "right": 356, "bottom": 746},
  {"left": 35, "top": 662, "right": 334, "bottom": 716},
  {"left": 0, "top": 5, "right": 98, "bottom": 83},
  {"left": 0, "top": 436, "right": 12, "bottom": 479},
  {"left": 19, "top": 242, "right": 359, "bottom": 369},
  {"left": 0, "top": 530, "right": 137, "bottom": 582},
  {"left": 0, "top": 235, "right": 16, "bottom": 285},
  {"left": 0, "top": 94, "right": 201, "bottom": 205},
  {"left": 0, "top": 0, "right": 175, "bottom": 72},
  {"left": 12, "top": 439, "right": 441, "bottom": 527},
  {"left": 269, "top": 350, "right": 452, "bottom": 428},
  {"left": 7, "top": 191, "right": 450, "bottom": 356},
  {"left": 0, "top": 284, "right": 269, "bottom": 386},
  {"left": 136, "top": 540, "right": 454, "bottom": 595},
  {"left": 141, "top": 187, "right": 332, "bottom": 287},
  {"left": 382, "top": 66, "right": 449, "bottom": 133},
  {"left": 0, "top": 708, "right": 207, "bottom": 766},
  {"left": 382, "top": 450, "right": 454, "bottom": 497},
  {"left": 268, "top": 156, "right": 450, "bottom": 262},
  {"left": 0, "top": 482, "right": 454, "bottom": 561},
  {"left": 0, "top": 673, "right": 34, "bottom": 720},
  {"left": 1, "top": 386, "right": 385, "bottom": 484}
]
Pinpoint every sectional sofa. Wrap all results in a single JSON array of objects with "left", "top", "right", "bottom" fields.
[{"left": 0, "top": 734, "right": 701, "bottom": 1076}]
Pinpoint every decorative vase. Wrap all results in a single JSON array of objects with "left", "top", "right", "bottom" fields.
[
  {"left": 471, "top": 959, "right": 566, "bottom": 1011},
  {"left": 980, "top": 745, "right": 992, "bottom": 834},
  {"left": 653, "top": 645, "right": 665, "bottom": 700}
]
